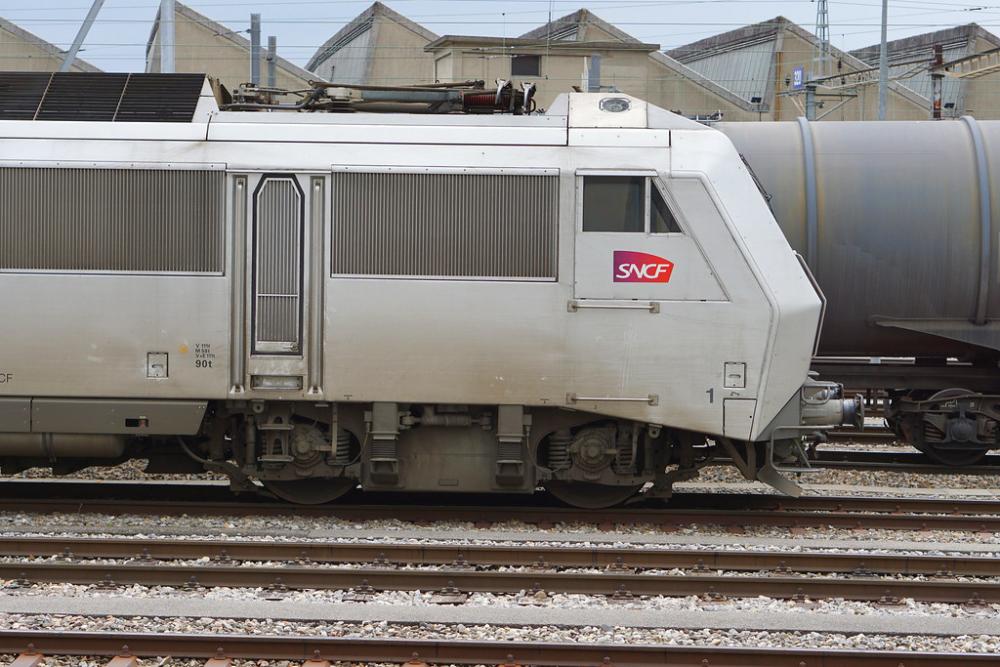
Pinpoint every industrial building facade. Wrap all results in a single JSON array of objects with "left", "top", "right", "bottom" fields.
[
  {"left": 145, "top": 1, "right": 315, "bottom": 94},
  {"left": 0, "top": 16, "right": 98, "bottom": 74},
  {"left": 3, "top": 2, "right": 1000, "bottom": 120}
]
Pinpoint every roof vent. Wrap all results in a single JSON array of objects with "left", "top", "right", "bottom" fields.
[{"left": 0, "top": 72, "right": 208, "bottom": 122}]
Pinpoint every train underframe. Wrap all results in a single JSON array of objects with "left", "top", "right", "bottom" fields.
[
  {"left": 816, "top": 357, "right": 1000, "bottom": 466},
  {"left": 0, "top": 399, "right": 783, "bottom": 507},
  {"left": 0, "top": 388, "right": 994, "bottom": 505}
]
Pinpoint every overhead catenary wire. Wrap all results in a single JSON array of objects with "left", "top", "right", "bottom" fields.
[{"left": 3, "top": 1, "right": 997, "bottom": 82}]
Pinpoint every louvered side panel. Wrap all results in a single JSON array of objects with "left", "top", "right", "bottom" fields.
[
  {"left": 0, "top": 168, "right": 224, "bottom": 273},
  {"left": 331, "top": 171, "right": 558, "bottom": 280},
  {"left": 253, "top": 177, "right": 303, "bottom": 354}
]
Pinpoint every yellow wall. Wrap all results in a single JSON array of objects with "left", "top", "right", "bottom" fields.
[
  {"left": 148, "top": 10, "right": 311, "bottom": 94},
  {"left": 956, "top": 35, "right": 1000, "bottom": 119},
  {"left": 368, "top": 20, "right": 436, "bottom": 86},
  {"left": 771, "top": 31, "right": 928, "bottom": 121},
  {"left": 0, "top": 26, "right": 95, "bottom": 72},
  {"left": 434, "top": 45, "right": 760, "bottom": 119}
]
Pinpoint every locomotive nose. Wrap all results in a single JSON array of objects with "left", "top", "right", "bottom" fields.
[{"left": 800, "top": 378, "right": 865, "bottom": 430}]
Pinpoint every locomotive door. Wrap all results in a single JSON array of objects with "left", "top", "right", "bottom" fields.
[
  {"left": 230, "top": 173, "right": 326, "bottom": 396},
  {"left": 573, "top": 171, "right": 726, "bottom": 302}
]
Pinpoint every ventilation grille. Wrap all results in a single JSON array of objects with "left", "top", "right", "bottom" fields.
[
  {"left": 0, "top": 73, "right": 51, "bottom": 121},
  {"left": 331, "top": 171, "right": 559, "bottom": 279},
  {"left": 0, "top": 72, "right": 206, "bottom": 122},
  {"left": 0, "top": 167, "right": 224, "bottom": 273},
  {"left": 253, "top": 177, "right": 303, "bottom": 353}
]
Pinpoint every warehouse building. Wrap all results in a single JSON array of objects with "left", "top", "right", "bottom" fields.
[
  {"left": 668, "top": 16, "right": 929, "bottom": 120},
  {"left": 0, "top": 15, "right": 99, "bottom": 72},
  {"left": 120, "top": 1, "right": 1000, "bottom": 121},
  {"left": 145, "top": 1, "right": 316, "bottom": 93},
  {"left": 850, "top": 24, "right": 1000, "bottom": 119},
  {"left": 426, "top": 9, "right": 759, "bottom": 118},
  {"left": 301, "top": 6, "right": 759, "bottom": 119},
  {"left": 306, "top": 2, "right": 438, "bottom": 86}
]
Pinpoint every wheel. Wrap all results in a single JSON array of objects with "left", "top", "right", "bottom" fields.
[
  {"left": 262, "top": 478, "right": 357, "bottom": 504},
  {"left": 911, "top": 388, "right": 991, "bottom": 467},
  {"left": 544, "top": 481, "right": 643, "bottom": 509}
]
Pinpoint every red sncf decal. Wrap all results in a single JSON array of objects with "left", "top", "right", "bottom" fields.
[{"left": 613, "top": 250, "right": 674, "bottom": 283}]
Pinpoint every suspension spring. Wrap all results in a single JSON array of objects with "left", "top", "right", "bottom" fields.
[
  {"left": 547, "top": 429, "right": 572, "bottom": 471},
  {"left": 613, "top": 427, "right": 638, "bottom": 474},
  {"left": 333, "top": 430, "right": 352, "bottom": 465}
]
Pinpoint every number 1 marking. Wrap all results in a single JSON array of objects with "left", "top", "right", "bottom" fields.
[{"left": 706, "top": 388, "right": 714, "bottom": 404}]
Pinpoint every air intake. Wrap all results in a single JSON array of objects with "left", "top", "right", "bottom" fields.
[{"left": 0, "top": 72, "right": 207, "bottom": 122}]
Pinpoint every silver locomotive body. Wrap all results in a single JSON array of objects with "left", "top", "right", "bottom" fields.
[{"left": 0, "top": 88, "right": 852, "bottom": 504}]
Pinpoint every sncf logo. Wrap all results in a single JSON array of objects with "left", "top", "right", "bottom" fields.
[{"left": 613, "top": 250, "right": 674, "bottom": 283}]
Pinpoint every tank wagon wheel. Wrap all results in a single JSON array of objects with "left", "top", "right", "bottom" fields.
[
  {"left": 919, "top": 444, "right": 990, "bottom": 467},
  {"left": 910, "top": 388, "right": 991, "bottom": 467},
  {"left": 262, "top": 478, "right": 357, "bottom": 505},
  {"left": 543, "top": 481, "right": 644, "bottom": 509}
]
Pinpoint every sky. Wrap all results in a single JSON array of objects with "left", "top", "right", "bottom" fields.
[{"left": 0, "top": 0, "right": 997, "bottom": 72}]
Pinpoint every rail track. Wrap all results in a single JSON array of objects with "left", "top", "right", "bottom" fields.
[
  {"left": 0, "top": 535, "right": 997, "bottom": 604},
  {"left": 802, "top": 448, "right": 1000, "bottom": 474},
  {"left": 0, "top": 630, "right": 996, "bottom": 666},
  {"left": 0, "top": 481, "right": 998, "bottom": 531}
]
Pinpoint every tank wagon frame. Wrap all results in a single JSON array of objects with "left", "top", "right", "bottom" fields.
[{"left": 0, "top": 74, "right": 857, "bottom": 505}]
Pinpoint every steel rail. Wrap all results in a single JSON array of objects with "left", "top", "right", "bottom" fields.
[
  {"left": 3, "top": 479, "right": 1000, "bottom": 513},
  {"left": 715, "top": 448, "right": 1000, "bottom": 473},
  {"left": 2, "top": 497, "right": 998, "bottom": 531},
  {"left": 0, "top": 481, "right": 998, "bottom": 529},
  {"left": 806, "top": 448, "right": 1000, "bottom": 473},
  {"left": 1, "top": 560, "right": 996, "bottom": 603},
  {"left": 2, "top": 535, "right": 996, "bottom": 577},
  {"left": 0, "top": 630, "right": 994, "bottom": 666}
]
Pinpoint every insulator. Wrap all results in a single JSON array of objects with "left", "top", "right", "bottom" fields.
[
  {"left": 333, "top": 430, "right": 352, "bottom": 466},
  {"left": 547, "top": 430, "right": 572, "bottom": 471}
]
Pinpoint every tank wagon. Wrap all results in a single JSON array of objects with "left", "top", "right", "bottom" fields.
[
  {"left": 720, "top": 120, "right": 1000, "bottom": 466},
  {"left": 0, "top": 73, "right": 857, "bottom": 505}
]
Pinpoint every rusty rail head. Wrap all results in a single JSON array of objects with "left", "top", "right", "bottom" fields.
[
  {"left": 0, "top": 559, "right": 997, "bottom": 604},
  {"left": 0, "top": 535, "right": 996, "bottom": 577},
  {"left": 0, "top": 631, "right": 995, "bottom": 666}
]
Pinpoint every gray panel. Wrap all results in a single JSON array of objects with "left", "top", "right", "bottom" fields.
[
  {"left": 0, "top": 167, "right": 224, "bottom": 273},
  {"left": 0, "top": 398, "right": 30, "bottom": 433},
  {"left": 31, "top": 399, "right": 207, "bottom": 435},
  {"left": 331, "top": 171, "right": 558, "bottom": 279},
  {"left": 253, "top": 177, "right": 302, "bottom": 352},
  {"left": 681, "top": 38, "right": 775, "bottom": 104}
]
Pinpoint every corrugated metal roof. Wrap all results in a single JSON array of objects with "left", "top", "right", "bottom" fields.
[{"left": 680, "top": 37, "right": 776, "bottom": 104}]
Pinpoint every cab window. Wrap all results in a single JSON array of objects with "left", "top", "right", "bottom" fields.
[{"left": 582, "top": 176, "right": 681, "bottom": 233}]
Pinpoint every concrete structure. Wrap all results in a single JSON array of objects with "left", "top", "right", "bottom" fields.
[
  {"left": 115, "top": 0, "right": 1000, "bottom": 122},
  {"left": 851, "top": 24, "right": 1000, "bottom": 119},
  {"left": 427, "top": 9, "right": 761, "bottom": 119},
  {"left": 307, "top": 2, "right": 438, "bottom": 86},
  {"left": 145, "top": 1, "right": 316, "bottom": 93},
  {"left": 668, "top": 17, "right": 929, "bottom": 121},
  {"left": 0, "top": 16, "right": 100, "bottom": 72}
]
